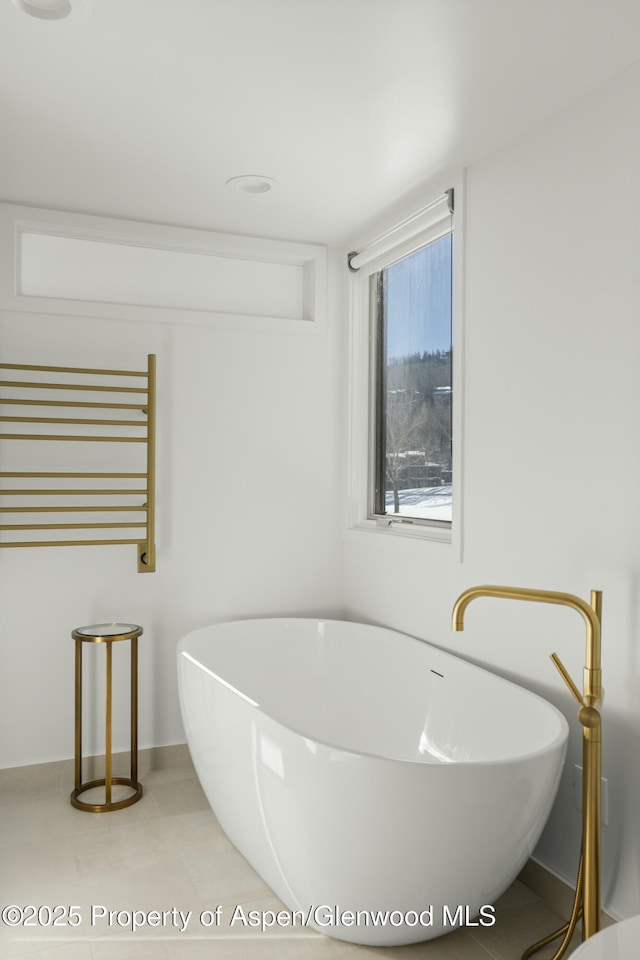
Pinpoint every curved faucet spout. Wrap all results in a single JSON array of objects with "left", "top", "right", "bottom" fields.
[{"left": 451, "top": 584, "right": 602, "bottom": 702}]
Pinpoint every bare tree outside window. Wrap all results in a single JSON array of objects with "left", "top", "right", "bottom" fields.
[{"left": 373, "top": 233, "right": 453, "bottom": 524}]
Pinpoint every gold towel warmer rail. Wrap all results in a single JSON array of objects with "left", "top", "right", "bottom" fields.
[{"left": 0, "top": 354, "right": 156, "bottom": 573}]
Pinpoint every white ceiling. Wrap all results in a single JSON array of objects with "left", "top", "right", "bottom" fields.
[{"left": 1, "top": 0, "right": 639, "bottom": 245}]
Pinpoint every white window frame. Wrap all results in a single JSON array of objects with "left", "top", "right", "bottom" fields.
[{"left": 345, "top": 172, "right": 465, "bottom": 554}]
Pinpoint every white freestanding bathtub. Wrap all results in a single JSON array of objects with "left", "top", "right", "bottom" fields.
[{"left": 177, "top": 618, "right": 568, "bottom": 946}]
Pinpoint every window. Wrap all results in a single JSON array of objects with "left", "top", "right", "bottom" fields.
[
  {"left": 0, "top": 202, "right": 327, "bottom": 333},
  {"left": 347, "top": 185, "right": 458, "bottom": 541},
  {"left": 372, "top": 232, "right": 453, "bottom": 526}
]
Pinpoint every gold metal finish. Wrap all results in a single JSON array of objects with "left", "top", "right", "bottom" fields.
[
  {"left": 1, "top": 488, "right": 147, "bottom": 495},
  {"left": 0, "top": 415, "right": 146, "bottom": 425},
  {"left": 71, "top": 624, "right": 143, "bottom": 813},
  {"left": 451, "top": 584, "right": 602, "bottom": 702},
  {"left": 0, "top": 355, "right": 156, "bottom": 571},
  {"left": 139, "top": 353, "right": 156, "bottom": 572},
  {"left": 0, "top": 434, "right": 147, "bottom": 442},
  {"left": 0, "top": 506, "right": 147, "bottom": 513},
  {"left": 0, "top": 471, "right": 147, "bottom": 477},
  {"left": 550, "top": 652, "right": 584, "bottom": 707},
  {"left": 1, "top": 362, "right": 148, "bottom": 376},
  {"left": 0, "top": 523, "right": 147, "bottom": 531},
  {"left": 451, "top": 584, "right": 603, "bottom": 954},
  {"left": 521, "top": 854, "right": 584, "bottom": 960},
  {"left": 0, "top": 398, "right": 148, "bottom": 409},
  {"left": 2, "top": 538, "right": 142, "bottom": 548},
  {"left": 0, "top": 379, "right": 147, "bottom": 393}
]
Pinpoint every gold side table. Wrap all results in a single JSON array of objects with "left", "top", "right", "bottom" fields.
[{"left": 71, "top": 622, "right": 143, "bottom": 812}]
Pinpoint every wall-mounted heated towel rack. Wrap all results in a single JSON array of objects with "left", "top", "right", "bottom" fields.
[{"left": 0, "top": 354, "right": 156, "bottom": 572}]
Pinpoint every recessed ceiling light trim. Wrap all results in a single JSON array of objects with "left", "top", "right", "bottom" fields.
[
  {"left": 226, "top": 175, "right": 278, "bottom": 195},
  {"left": 11, "top": 0, "right": 89, "bottom": 21}
]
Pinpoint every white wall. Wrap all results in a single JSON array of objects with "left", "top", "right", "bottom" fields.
[
  {"left": 0, "top": 247, "right": 345, "bottom": 768},
  {"left": 344, "top": 60, "right": 640, "bottom": 922}
]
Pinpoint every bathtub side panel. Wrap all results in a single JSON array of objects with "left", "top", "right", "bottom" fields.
[
  {"left": 253, "top": 721, "right": 567, "bottom": 944},
  {"left": 177, "top": 652, "right": 290, "bottom": 902}
]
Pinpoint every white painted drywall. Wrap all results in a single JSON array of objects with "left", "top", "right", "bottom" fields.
[
  {"left": 344, "top": 60, "right": 640, "bottom": 923},
  {"left": 0, "top": 238, "right": 345, "bottom": 768}
]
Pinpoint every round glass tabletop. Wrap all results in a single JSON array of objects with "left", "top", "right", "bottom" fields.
[{"left": 74, "top": 622, "right": 142, "bottom": 638}]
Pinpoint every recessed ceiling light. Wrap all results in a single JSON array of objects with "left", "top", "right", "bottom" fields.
[
  {"left": 226, "top": 175, "right": 278, "bottom": 195},
  {"left": 10, "top": 0, "right": 89, "bottom": 20}
]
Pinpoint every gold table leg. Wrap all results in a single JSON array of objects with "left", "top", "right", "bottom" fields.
[
  {"left": 74, "top": 637, "right": 82, "bottom": 793},
  {"left": 131, "top": 634, "right": 138, "bottom": 784},
  {"left": 70, "top": 623, "right": 143, "bottom": 812}
]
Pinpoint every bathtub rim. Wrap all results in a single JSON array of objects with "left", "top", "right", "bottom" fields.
[{"left": 177, "top": 615, "right": 570, "bottom": 768}]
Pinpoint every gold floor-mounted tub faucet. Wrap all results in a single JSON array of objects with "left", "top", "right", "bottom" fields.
[{"left": 451, "top": 585, "right": 603, "bottom": 959}]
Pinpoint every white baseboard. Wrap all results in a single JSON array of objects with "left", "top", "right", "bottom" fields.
[
  {"left": 519, "top": 858, "right": 616, "bottom": 927},
  {"left": 0, "top": 742, "right": 192, "bottom": 791}
]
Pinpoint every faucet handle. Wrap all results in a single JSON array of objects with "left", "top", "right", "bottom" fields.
[{"left": 550, "top": 652, "right": 586, "bottom": 708}]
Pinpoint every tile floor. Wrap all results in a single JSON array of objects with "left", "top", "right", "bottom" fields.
[{"left": 0, "top": 746, "right": 583, "bottom": 960}]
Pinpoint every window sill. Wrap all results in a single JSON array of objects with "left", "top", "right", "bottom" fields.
[{"left": 345, "top": 518, "right": 452, "bottom": 545}]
